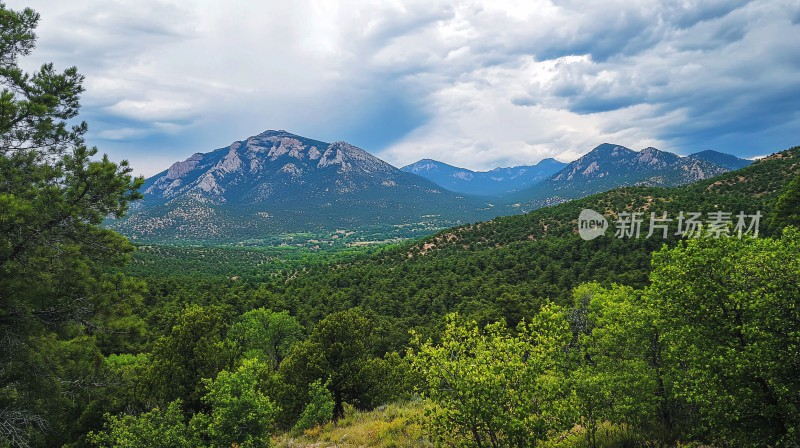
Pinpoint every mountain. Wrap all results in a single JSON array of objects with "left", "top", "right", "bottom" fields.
[
  {"left": 509, "top": 143, "right": 736, "bottom": 209},
  {"left": 401, "top": 158, "right": 566, "bottom": 197},
  {"left": 687, "top": 149, "right": 753, "bottom": 170},
  {"left": 110, "top": 130, "right": 497, "bottom": 244}
]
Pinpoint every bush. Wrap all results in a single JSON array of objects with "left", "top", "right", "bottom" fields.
[
  {"left": 293, "top": 379, "right": 335, "bottom": 433},
  {"left": 200, "top": 358, "right": 277, "bottom": 448},
  {"left": 89, "top": 400, "right": 198, "bottom": 448}
]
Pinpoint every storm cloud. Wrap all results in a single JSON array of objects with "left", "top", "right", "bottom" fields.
[{"left": 19, "top": 0, "right": 800, "bottom": 176}]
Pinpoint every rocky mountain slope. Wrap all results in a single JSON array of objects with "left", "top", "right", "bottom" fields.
[
  {"left": 509, "top": 143, "right": 752, "bottom": 209},
  {"left": 110, "top": 130, "right": 497, "bottom": 243}
]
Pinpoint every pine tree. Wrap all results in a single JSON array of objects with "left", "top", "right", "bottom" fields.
[{"left": 0, "top": 2, "right": 142, "bottom": 445}]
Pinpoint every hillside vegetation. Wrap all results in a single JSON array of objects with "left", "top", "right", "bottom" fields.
[
  {"left": 269, "top": 146, "right": 798, "bottom": 342},
  {"left": 82, "top": 145, "right": 798, "bottom": 448}
]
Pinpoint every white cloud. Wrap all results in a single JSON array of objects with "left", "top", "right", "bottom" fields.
[{"left": 17, "top": 0, "right": 800, "bottom": 176}]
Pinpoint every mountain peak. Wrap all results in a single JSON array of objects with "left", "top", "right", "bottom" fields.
[
  {"left": 256, "top": 129, "right": 297, "bottom": 138},
  {"left": 165, "top": 153, "right": 204, "bottom": 180},
  {"left": 691, "top": 149, "right": 724, "bottom": 156},
  {"left": 401, "top": 158, "right": 566, "bottom": 196},
  {"left": 317, "top": 141, "right": 395, "bottom": 174},
  {"left": 688, "top": 149, "right": 752, "bottom": 170},
  {"left": 115, "top": 130, "right": 493, "bottom": 242},
  {"left": 403, "top": 159, "right": 461, "bottom": 173},
  {"left": 590, "top": 143, "right": 635, "bottom": 156}
]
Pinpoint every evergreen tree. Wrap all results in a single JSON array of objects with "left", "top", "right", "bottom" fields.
[
  {"left": 0, "top": 2, "right": 142, "bottom": 445},
  {"left": 146, "top": 305, "right": 231, "bottom": 412},
  {"left": 279, "top": 309, "right": 376, "bottom": 421}
]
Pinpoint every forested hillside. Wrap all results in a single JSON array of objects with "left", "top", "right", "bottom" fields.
[
  {"left": 266, "top": 146, "right": 798, "bottom": 340},
  {"left": 507, "top": 143, "right": 751, "bottom": 209}
]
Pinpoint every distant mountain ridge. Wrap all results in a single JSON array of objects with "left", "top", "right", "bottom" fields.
[
  {"left": 401, "top": 158, "right": 566, "bottom": 196},
  {"left": 509, "top": 143, "right": 752, "bottom": 209},
  {"left": 111, "top": 130, "right": 497, "bottom": 243},
  {"left": 687, "top": 149, "right": 753, "bottom": 170}
]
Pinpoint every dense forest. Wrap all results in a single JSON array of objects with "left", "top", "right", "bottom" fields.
[{"left": 2, "top": 3, "right": 800, "bottom": 448}]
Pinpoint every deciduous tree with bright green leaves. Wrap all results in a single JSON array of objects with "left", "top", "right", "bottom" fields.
[
  {"left": 411, "top": 306, "right": 575, "bottom": 448},
  {"left": 292, "top": 379, "right": 335, "bottom": 434},
  {"left": 196, "top": 358, "right": 278, "bottom": 448},
  {"left": 568, "top": 283, "right": 664, "bottom": 447},
  {"left": 227, "top": 307, "right": 303, "bottom": 370},
  {"left": 88, "top": 400, "right": 200, "bottom": 448},
  {"left": 648, "top": 227, "right": 800, "bottom": 447}
]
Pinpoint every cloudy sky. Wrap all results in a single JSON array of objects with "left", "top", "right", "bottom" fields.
[{"left": 18, "top": 0, "right": 800, "bottom": 177}]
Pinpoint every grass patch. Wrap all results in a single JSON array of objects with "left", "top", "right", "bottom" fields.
[{"left": 273, "top": 400, "right": 432, "bottom": 448}]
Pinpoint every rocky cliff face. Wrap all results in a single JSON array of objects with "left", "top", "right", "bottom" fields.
[{"left": 141, "top": 131, "right": 415, "bottom": 205}]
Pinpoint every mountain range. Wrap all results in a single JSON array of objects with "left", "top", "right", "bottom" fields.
[
  {"left": 508, "top": 144, "right": 751, "bottom": 209},
  {"left": 110, "top": 130, "right": 497, "bottom": 243},
  {"left": 401, "top": 158, "right": 566, "bottom": 196},
  {"left": 110, "top": 131, "right": 752, "bottom": 244}
]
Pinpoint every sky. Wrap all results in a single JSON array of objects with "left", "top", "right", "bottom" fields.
[{"left": 16, "top": 0, "right": 800, "bottom": 177}]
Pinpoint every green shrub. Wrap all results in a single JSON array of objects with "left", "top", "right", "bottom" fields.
[{"left": 293, "top": 379, "right": 335, "bottom": 433}]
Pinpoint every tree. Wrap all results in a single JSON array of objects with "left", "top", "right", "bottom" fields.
[
  {"left": 292, "top": 379, "right": 334, "bottom": 434},
  {"left": 74, "top": 352, "right": 154, "bottom": 441},
  {"left": 0, "top": 2, "right": 142, "bottom": 445},
  {"left": 197, "top": 358, "right": 277, "bottom": 448},
  {"left": 227, "top": 308, "right": 302, "bottom": 370},
  {"left": 146, "top": 305, "right": 232, "bottom": 413},
  {"left": 568, "top": 283, "right": 663, "bottom": 447},
  {"left": 88, "top": 400, "right": 199, "bottom": 448},
  {"left": 90, "top": 359, "right": 278, "bottom": 448},
  {"left": 279, "top": 309, "right": 376, "bottom": 421},
  {"left": 411, "top": 306, "right": 574, "bottom": 448},
  {"left": 648, "top": 228, "right": 800, "bottom": 446}
]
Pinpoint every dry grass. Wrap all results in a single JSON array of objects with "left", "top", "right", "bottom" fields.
[
  {"left": 275, "top": 402, "right": 716, "bottom": 448},
  {"left": 273, "top": 400, "right": 432, "bottom": 448}
]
